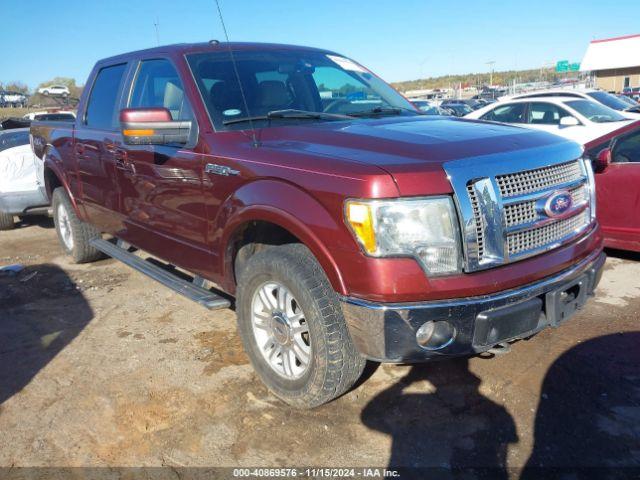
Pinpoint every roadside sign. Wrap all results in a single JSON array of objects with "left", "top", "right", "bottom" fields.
[
  {"left": 569, "top": 62, "right": 580, "bottom": 72},
  {"left": 556, "top": 60, "right": 569, "bottom": 72}
]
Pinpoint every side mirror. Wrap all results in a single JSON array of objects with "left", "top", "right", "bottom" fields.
[
  {"left": 120, "top": 107, "right": 192, "bottom": 146},
  {"left": 560, "top": 116, "right": 580, "bottom": 127},
  {"left": 594, "top": 148, "right": 611, "bottom": 172}
]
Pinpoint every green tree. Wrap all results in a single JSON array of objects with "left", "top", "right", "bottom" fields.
[{"left": 2, "top": 82, "right": 29, "bottom": 93}]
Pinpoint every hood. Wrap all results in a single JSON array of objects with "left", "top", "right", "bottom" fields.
[{"left": 258, "top": 116, "right": 580, "bottom": 196}]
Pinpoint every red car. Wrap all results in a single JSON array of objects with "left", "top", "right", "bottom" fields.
[{"left": 586, "top": 122, "right": 640, "bottom": 252}]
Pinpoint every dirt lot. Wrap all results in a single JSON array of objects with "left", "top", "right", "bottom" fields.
[{"left": 0, "top": 218, "right": 639, "bottom": 477}]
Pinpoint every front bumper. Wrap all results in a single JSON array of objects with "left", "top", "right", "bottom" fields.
[
  {"left": 340, "top": 249, "right": 605, "bottom": 362},
  {"left": 0, "top": 188, "right": 49, "bottom": 215}
]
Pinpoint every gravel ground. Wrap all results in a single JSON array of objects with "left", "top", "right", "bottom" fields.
[{"left": 0, "top": 217, "right": 639, "bottom": 478}]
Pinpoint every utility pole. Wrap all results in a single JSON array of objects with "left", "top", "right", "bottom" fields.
[{"left": 486, "top": 61, "right": 496, "bottom": 87}]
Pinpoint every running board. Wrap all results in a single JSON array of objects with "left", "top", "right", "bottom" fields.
[{"left": 90, "top": 238, "right": 231, "bottom": 310}]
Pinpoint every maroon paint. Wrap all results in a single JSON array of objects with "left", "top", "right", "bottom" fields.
[{"left": 31, "top": 43, "right": 605, "bottom": 303}]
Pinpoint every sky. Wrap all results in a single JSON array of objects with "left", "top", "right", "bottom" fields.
[{"left": 2, "top": 0, "right": 640, "bottom": 90}]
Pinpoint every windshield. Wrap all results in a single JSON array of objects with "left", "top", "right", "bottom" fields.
[
  {"left": 187, "top": 49, "right": 417, "bottom": 129},
  {"left": 566, "top": 100, "right": 628, "bottom": 123},
  {"left": 617, "top": 94, "right": 638, "bottom": 106},
  {"left": 587, "top": 91, "right": 633, "bottom": 112}
]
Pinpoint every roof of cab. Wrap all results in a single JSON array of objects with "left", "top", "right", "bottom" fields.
[{"left": 96, "top": 42, "right": 336, "bottom": 65}]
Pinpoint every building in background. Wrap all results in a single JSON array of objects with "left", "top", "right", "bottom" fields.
[{"left": 581, "top": 34, "right": 640, "bottom": 92}]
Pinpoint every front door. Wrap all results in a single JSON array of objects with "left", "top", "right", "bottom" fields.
[
  {"left": 114, "top": 57, "right": 210, "bottom": 274},
  {"left": 596, "top": 129, "right": 640, "bottom": 251}
]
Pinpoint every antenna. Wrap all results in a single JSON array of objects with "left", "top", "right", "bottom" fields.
[
  {"left": 213, "top": 0, "right": 259, "bottom": 147},
  {"left": 153, "top": 16, "right": 160, "bottom": 46}
]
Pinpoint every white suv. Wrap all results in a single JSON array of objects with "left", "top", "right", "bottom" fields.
[
  {"left": 502, "top": 88, "right": 640, "bottom": 119},
  {"left": 37, "top": 85, "right": 70, "bottom": 97}
]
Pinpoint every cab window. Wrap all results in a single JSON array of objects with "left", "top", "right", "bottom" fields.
[
  {"left": 481, "top": 103, "right": 526, "bottom": 123},
  {"left": 129, "top": 58, "right": 194, "bottom": 121}
]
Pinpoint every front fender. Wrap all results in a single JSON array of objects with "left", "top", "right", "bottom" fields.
[{"left": 216, "top": 179, "right": 358, "bottom": 295}]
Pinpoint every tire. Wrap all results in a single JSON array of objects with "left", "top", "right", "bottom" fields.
[
  {"left": 52, "top": 187, "right": 102, "bottom": 263},
  {"left": 43, "top": 91, "right": 49, "bottom": 96},
  {"left": 236, "top": 243, "right": 365, "bottom": 408},
  {"left": 0, "top": 212, "right": 14, "bottom": 231}
]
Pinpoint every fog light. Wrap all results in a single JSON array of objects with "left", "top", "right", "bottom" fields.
[{"left": 416, "top": 321, "right": 456, "bottom": 351}]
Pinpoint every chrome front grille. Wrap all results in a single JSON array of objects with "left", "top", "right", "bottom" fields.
[
  {"left": 496, "top": 160, "right": 584, "bottom": 198},
  {"left": 507, "top": 210, "right": 590, "bottom": 255},
  {"left": 503, "top": 184, "right": 589, "bottom": 229},
  {"left": 466, "top": 184, "right": 485, "bottom": 258},
  {"left": 445, "top": 148, "right": 594, "bottom": 272}
]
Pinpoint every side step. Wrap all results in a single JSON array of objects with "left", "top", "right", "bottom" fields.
[{"left": 90, "top": 238, "right": 231, "bottom": 310}]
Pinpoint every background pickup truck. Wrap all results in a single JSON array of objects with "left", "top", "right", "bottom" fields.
[{"left": 31, "top": 42, "right": 605, "bottom": 408}]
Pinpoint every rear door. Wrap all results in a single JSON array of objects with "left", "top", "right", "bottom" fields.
[
  {"left": 74, "top": 62, "right": 128, "bottom": 233},
  {"left": 596, "top": 129, "right": 640, "bottom": 251},
  {"left": 114, "top": 57, "right": 209, "bottom": 273}
]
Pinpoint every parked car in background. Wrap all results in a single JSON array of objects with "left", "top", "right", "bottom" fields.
[
  {"left": 504, "top": 88, "right": 640, "bottom": 118},
  {"left": 583, "top": 123, "right": 640, "bottom": 252},
  {"left": 24, "top": 111, "right": 76, "bottom": 122},
  {"left": 37, "top": 85, "right": 70, "bottom": 97},
  {"left": 410, "top": 100, "right": 451, "bottom": 115},
  {"left": 0, "top": 128, "right": 48, "bottom": 230},
  {"left": 0, "top": 91, "right": 28, "bottom": 107},
  {"left": 442, "top": 103, "right": 474, "bottom": 117},
  {"left": 622, "top": 87, "right": 640, "bottom": 101},
  {"left": 465, "top": 97, "right": 635, "bottom": 145},
  {"left": 441, "top": 99, "right": 484, "bottom": 110}
]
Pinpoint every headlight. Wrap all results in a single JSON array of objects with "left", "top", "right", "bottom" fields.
[{"left": 345, "top": 196, "right": 462, "bottom": 275}]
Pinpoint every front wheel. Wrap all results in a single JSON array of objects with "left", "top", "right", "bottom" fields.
[
  {"left": 0, "top": 212, "right": 14, "bottom": 231},
  {"left": 236, "top": 244, "right": 365, "bottom": 409},
  {"left": 52, "top": 188, "right": 103, "bottom": 263}
]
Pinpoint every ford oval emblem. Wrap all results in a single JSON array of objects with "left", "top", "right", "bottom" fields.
[{"left": 541, "top": 190, "right": 573, "bottom": 218}]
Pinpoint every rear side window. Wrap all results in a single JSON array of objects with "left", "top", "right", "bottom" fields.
[
  {"left": 129, "top": 59, "right": 193, "bottom": 121},
  {"left": 85, "top": 63, "right": 127, "bottom": 130},
  {"left": 528, "top": 102, "right": 570, "bottom": 125},
  {"left": 481, "top": 103, "right": 526, "bottom": 123},
  {"left": 614, "top": 130, "right": 640, "bottom": 163}
]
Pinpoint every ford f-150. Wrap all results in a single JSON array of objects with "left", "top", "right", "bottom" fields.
[{"left": 31, "top": 42, "right": 605, "bottom": 408}]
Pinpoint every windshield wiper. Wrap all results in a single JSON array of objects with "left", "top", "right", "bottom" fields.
[
  {"left": 346, "top": 107, "right": 404, "bottom": 118},
  {"left": 223, "top": 109, "right": 351, "bottom": 125}
]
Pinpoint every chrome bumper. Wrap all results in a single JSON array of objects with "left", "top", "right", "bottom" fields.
[{"left": 340, "top": 249, "right": 606, "bottom": 362}]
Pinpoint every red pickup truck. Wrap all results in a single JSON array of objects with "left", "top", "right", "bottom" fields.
[{"left": 31, "top": 42, "right": 605, "bottom": 408}]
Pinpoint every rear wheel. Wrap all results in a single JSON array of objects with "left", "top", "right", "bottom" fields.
[
  {"left": 0, "top": 212, "right": 15, "bottom": 231},
  {"left": 236, "top": 244, "right": 365, "bottom": 408},
  {"left": 52, "top": 188, "right": 102, "bottom": 263}
]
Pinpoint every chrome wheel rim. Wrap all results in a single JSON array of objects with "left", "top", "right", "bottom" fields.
[
  {"left": 57, "top": 203, "right": 73, "bottom": 250},
  {"left": 251, "top": 281, "right": 311, "bottom": 379}
]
